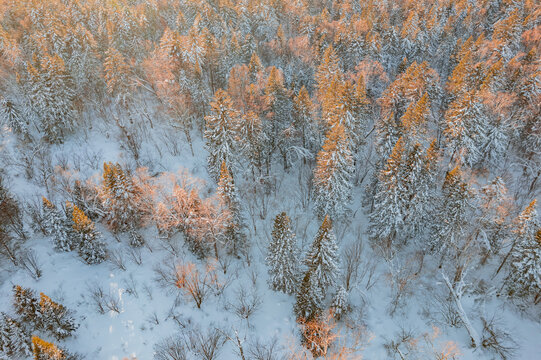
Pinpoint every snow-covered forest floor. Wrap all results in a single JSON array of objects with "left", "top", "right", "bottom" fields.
[{"left": 1, "top": 117, "right": 539, "bottom": 359}]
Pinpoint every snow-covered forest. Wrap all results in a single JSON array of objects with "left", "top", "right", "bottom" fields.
[{"left": 0, "top": 0, "right": 539, "bottom": 359}]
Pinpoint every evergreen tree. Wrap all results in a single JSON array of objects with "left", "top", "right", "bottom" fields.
[
  {"left": 237, "top": 111, "right": 265, "bottom": 177},
  {"left": 313, "top": 123, "right": 354, "bottom": 220},
  {"left": 264, "top": 66, "right": 293, "bottom": 169},
  {"left": 400, "top": 92, "right": 430, "bottom": 144},
  {"left": 216, "top": 161, "right": 246, "bottom": 257},
  {"left": 403, "top": 142, "right": 437, "bottom": 242},
  {"left": 204, "top": 89, "right": 240, "bottom": 180},
  {"left": 293, "top": 86, "right": 318, "bottom": 153},
  {"left": 31, "top": 336, "right": 66, "bottom": 360},
  {"left": 13, "top": 285, "right": 40, "bottom": 325},
  {"left": 444, "top": 90, "right": 488, "bottom": 167},
  {"left": 72, "top": 205, "right": 106, "bottom": 264},
  {"left": 506, "top": 200, "right": 541, "bottom": 301},
  {"left": 330, "top": 285, "right": 348, "bottom": 320},
  {"left": 266, "top": 212, "right": 299, "bottom": 294},
  {"left": 342, "top": 79, "right": 371, "bottom": 149},
  {"left": 369, "top": 137, "right": 408, "bottom": 247},
  {"left": 479, "top": 177, "right": 512, "bottom": 253},
  {"left": 38, "top": 293, "right": 78, "bottom": 340},
  {"left": 315, "top": 45, "right": 343, "bottom": 102},
  {"left": 305, "top": 215, "right": 340, "bottom": 295},
  {"left": 128, "top": 228, "right": 145, "bottom": 248},
  {"left": 431, "top": 166, "right": 474, "bottom": 254},
  {"left": 103, "top": 47, "right": 132, "bottom": 106},
  {"left": 100, "top": 162, "right": 140, "bottom": 232},
  {"left": 0, "top": 97, "right": 28, "bottom": 137},
  {"left": 42, "top": 197, "right": 77, "bottom": 252},
  {"left": 294, "top": 269, "right": 324, "bottom": 322},
  {"left": 0, "top": 312, "right": 30, "bottom": 358},
  {"left": 25, "top": 53, "right": 75, "bottom": 144},
  {"left": 248, "top": 52, "right": 263, "bottom": 83},
  {"left": 0, "top": 176, "right": 25, "bottom": 265}
]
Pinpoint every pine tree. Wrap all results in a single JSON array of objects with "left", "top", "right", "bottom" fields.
[
  {"left": 72, "top": 205, "right": 106, "bottom": 264},
  {"left": 204, "top": 89, "right": 240, "bottom": 180},
  {"left": 100, "top": 162, "right": 140, "bottom": 232},
  {"left": 305, "top": 215, "right": 340, "bottom": 295},
  {"left": 38, "top": 293, "right": 78, "bottom": 340},
  {"left": 369, "top": 137, "right": 408, "bottom": 247},
  {"left": 0, "top": 312, "right": 30, "bottom": 358},
  {"left": 31, "top": 336, "right": 66, "bottom": 360},
  {"left": 313, "top": 123, "right": 354, "bottom": 220},
  {"left": 217, "top": 161, "right": 246, "bottom": 257},
  {"left": 294, "top": 269, "right": 324, "bottom": 322},
  {"left": 42, "top": 197, "right": 77, "bottom": 252},
  {"left": 330, "top": 285, "right": 348, "bottom": 320},
  {"left": 13, "top": 285, "right": 40, "bottom": 325},
  {"left": 266, "top": 212, "right": 299, "bottom": 294},
  {"left": 506, "top": 200, "right": 541, "bottom": 301}
]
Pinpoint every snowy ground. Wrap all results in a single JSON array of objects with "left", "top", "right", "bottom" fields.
[{"left": 1, "top": 120, "right": 540, "bottom": 360}]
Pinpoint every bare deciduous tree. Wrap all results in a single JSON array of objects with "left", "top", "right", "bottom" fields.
[{"left": 175, "top": 261, "right": 219, "bottom": 309}]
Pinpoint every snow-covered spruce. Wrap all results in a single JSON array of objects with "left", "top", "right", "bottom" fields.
[
  {"left": 304, "top": 215, "right": 340, "bottom": 296},
  {"left": 71, "top": 204, "right": 107, "bottom": 264},
  {"left": 42, "top": 197, "right": 78, "bottom": 252},
  {"left": 266, "top": 211, "right": 299, "bottom": 294},
  {"left": 0, "top": 312, "right": 30, "bottom": 358}
]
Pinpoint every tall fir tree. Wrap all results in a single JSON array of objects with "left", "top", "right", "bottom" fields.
[
  {"left": 13, "top": 285, "right": 39, "bottom": 325},
  {"left": 0, "top": 97, "right": 28, "bottom": 137},
  {"left": 216, "top": 161, "right": 246, "bottom": 257},
  {"left": 330, "top": 285, "right": 349, "bottom": 320},
  {"left": 431, "top": 166, "right": 474, "bottom": 255},
  {"left": 100, "top": 162, "right": 140, "bottom": 232},
  {"left": 31, "top": 336, "right": 66, "bottom": 360},
  {"left": 294, "top": 268, "right": 324, "bottom": 322},
  {"left": 42, "top": 197, "right": 77, "bottom": 252},
  {"left": 72, "top": 204, "right": 106, "bottom": 264},
  {"left": 305, "top": 215, "right": 340, "bottom": 296},
  {"left": 266, "top": 212, "right": 299, "bottom": 294},
  {"left": 25, "top": 53, "right": 75, "bottom": 144},
  {"left": 293, "top": 86, "right": 318, "bottom": 153},
  {"left": 38, "top": 293, "right": 78, "bottom": 340},
  {"left": 402, "top": 142, "right": 437, "bottom": 242},
  {"left": 0, "top": 176, "right": 25, "bottom": 265},
  {"left": 264, "top": 66, "right": 293, "bottom": 169},
  {"left": 0, "top": 312, "right": 30, "bottom": 358},
  {"left": 204, "top": 89, "right": 240, "bottom": 180},
  {"left": 444, "top": 90, "right": 488, "bottom": 167},
  {"left": 506, "top": 200, "right": 541, "bottom": 301},
  {"left": 313, "top": 123, "right": 354, "bottom": 220},
  {"left": 369, "top": 137, "right": 408, "bottom": 247},
  {"left": 103, "top": 47, "right": 132, "bottom": 106}
]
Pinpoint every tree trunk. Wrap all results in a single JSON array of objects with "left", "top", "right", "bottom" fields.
[{"left": 442, "top": 272, "right": 480, "bottom": 348}]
